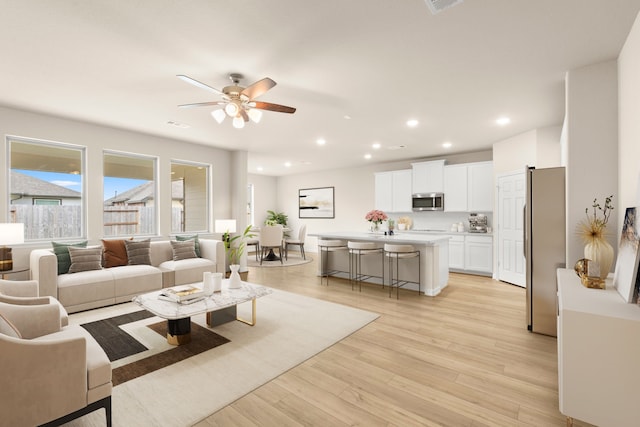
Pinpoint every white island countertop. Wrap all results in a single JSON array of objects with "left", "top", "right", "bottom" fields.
[{"left": 310, "top": 231, "right": 450, "bottom": 296}]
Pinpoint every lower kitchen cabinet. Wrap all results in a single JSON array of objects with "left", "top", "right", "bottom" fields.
[
  {"left": 448, "top": 235, "right": 465, "bottom": 270},
  {"left": 464, "top": 235, "right": 493, "bottom": 274}
]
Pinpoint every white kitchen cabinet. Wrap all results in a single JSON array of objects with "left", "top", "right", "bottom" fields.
[
  {"left": 467, "top": 161, "right": 493, "bottom": 212},
  {"left": 464, "top": 235, "right": 493, "bottom": 273},
  {"left": 448, "top": 235, "right": 465, "bottom": 269},
  {"left": 411, "top": 160, "right": 445, "bottom": 194},
  {"left": 443, "top": 164, "right": 468, "bottom": 212},
  {"left": 374, "top": 169, "right": 412, "bottom": 212}
]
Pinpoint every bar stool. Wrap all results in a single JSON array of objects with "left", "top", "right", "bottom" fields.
[
  {"left": 348, "top": 241, "right": 384, "bottom": 291},
  {"left": 384, "top": 243, "right": 421, "bottom": 299},
  {"left": 318, "top": 239, "right": 348, "bottom": 286}
]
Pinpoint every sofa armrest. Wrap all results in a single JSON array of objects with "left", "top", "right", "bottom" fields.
[
  {"left": 30, "top": 249, "right": 58, "bottom": 298},
  {"left": 199, "top": 239, "right": 225, "bottom": 273},
  {"left": 0, "top": 334, "right": 87, "bottom": 427},
  {"left": 0, "top": 301, "right": 62, "bottom": 339},
  {"left": 0, "top": 294, "right": 50, "bottom": 305}
]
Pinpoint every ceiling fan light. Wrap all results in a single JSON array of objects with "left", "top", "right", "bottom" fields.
[
  {"left": 211, "top": 109, "right": 226, "bottom": 124},
  {"left": 232, "top": 116, "right": 245, "bottom": 129},
  {"left": 225, "top": 102, "right": 240, "bottom": 117},
  {"left": 247, "top": 108, "right": 262, "bottom": 123}
]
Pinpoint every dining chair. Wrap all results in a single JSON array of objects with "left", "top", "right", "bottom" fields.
[
  {"left": 285, "top": 224, "right": 307, "bottom": 260},
  {"left": 259, "top": 225, "right": 284, "bottom": 265}
]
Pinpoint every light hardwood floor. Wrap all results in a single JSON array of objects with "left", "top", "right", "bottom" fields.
[{"left": 195, "top": 258, "right": 592, "bottom": 427}]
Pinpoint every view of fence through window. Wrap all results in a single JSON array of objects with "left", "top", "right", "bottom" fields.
[
  {"left": 103, "top": 151, "right": 157, "bottom": 237},
  {"left": 9, "top": 138, "right": 84, "bottom": 240}
]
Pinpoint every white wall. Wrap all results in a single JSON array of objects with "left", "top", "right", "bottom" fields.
[
  {"left": 248, "top": 173, "right": 278, "bottom": 227},
  {"left": 619, "top": 11, "right": 640, "bottom": 227},
  {"left": 565, "top": 60, "right": 619, "bottom": 268},
  {"left": 0, "top": 105, "right": 233, "bottom": 270}
]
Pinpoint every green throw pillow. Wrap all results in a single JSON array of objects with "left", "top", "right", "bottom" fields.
[
  {"left": 52, "top": 241, "right": 88, "bottom": 274},
  {"left": 176, "top": 234, "right": 201, "bottom": 257}
]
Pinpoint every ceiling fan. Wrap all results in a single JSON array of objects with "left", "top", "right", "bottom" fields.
[{"left": 177, "top": 73, "right": 296, "bottom": 129}]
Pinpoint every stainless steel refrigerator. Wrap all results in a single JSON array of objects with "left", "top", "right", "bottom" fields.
[{"left": 525, "top": 166, "right": 566, "bottom": 337}]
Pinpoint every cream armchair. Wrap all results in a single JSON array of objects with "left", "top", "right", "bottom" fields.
[
  {"left": 0, "top": 278, "right": 69, "bottom": 326},
  {"left": 0, "top": 301, "right": 112, "bottom": 427}
]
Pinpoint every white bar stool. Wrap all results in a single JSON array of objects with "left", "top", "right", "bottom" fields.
[
  {"left": 348, "top": 241, "right": 384, "bottom": 291},
  {"left": 384, "top": 243, "right": 421, "bottom": 299},
  {"left": 318, "top": 239, "right": 348, "bottom": 286}
]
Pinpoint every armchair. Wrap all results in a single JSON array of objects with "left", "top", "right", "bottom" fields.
[
  {"left": 0, "top": 301, "right": 112, "bottom": 427},
  {"left": 0, "top": 278, "right": 68, "bottom": 326}
]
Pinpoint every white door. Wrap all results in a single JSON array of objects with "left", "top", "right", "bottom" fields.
[{"left": 497, "top": 171, "right": 526, "bottom": 286}]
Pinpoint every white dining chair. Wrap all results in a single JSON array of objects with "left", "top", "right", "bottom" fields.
[
  {"left": 259, "top": 225, "right": 284, "bottom": 265},
  {"left": 285, "top": 224, "right": 307, "bottom": 260}
]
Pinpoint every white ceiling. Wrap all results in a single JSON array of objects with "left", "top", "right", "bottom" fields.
[{"left": 1, "top": 1, "right": 639, "bottom": 176}]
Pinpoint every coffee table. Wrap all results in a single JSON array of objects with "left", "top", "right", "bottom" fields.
[{"left": 133, "top": 280, "right": 272, "bottom": 345}]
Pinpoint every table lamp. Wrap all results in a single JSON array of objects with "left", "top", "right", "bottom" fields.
[
  {"left": 214, "top": 219, "right": 237, "bottom": 244},
  {"left": 0, "top": 223, "right": 25, "bottom": 271}
]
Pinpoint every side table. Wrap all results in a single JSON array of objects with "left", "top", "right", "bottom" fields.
[{"left": 0, "top": 267, "right": 29, "bottom": 280}]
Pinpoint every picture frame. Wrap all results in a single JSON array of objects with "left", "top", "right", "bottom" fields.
[
  {"left": 612, "top": 207, "right": 640, "bottom": 303},
  {"left": 298, "top": 187, "right": 335, "bottom": 219}
]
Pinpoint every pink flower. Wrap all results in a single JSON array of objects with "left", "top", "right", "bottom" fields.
[{"left": 365, "top": 209, "right": 388, "bottom": 223}]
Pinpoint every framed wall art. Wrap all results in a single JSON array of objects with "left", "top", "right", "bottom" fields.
[
  {"left": 613, "top": 207, "right": 640, "bottom": 303},
  {"left": 298, "top": 187, "right": 335, "bottom": 219}
]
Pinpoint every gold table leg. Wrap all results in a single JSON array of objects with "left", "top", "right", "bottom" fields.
[
  {"left": 236, "top": 298, "right": 257, "bottom": 326},
  {"left": 566, "top": 416, "right": 573, "bottom": 427}
]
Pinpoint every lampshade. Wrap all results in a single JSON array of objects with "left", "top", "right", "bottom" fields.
[
  {"left": 211, "top": 109, "right": 226, "bottom": 124},
  {"left": 214, "top": 219, "right": 237, "bottom": 234},
  {"left": 232, "top": 116, "right": 245, "bottom": 129},
  {"left": 247, "top": 108, "right": 262, "bottom": 123},
  {"left": 224, "top": 102, "right": 239, "bottom": 117},
  {"left": 0, "top": 223, "right": 24, "bottom": 245}
]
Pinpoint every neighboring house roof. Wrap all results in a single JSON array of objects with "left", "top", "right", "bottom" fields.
[
  {"left": 10, "top": 170, "right": 81, "bottom": 198},
  {"left": 104, "top": 180, "right": 184, "bottom": 205}
]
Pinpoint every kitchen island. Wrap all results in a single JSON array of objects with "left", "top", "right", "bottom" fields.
[{"left": 311, "top": 232, "right": 450, "bottom": 296}]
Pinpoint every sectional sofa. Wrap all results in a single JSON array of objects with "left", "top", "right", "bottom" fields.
[{"left": 30, "top": 238, "right": 225, "bottom": 313}]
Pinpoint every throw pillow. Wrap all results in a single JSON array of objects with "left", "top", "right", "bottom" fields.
[
  {"left": 124, "top": 239, "right": 152, "bottom": 265},
  {"left": 51, "top": 241, "right": 88, "bottom": 274},
  {"left": 101, "top": 239, "right": 129, "bottom": 268},
  {"left": 176, "top": 234, "right": 201, "bottom": 257},
  {"left": 170, "top": 240, "right": 197, "bottom": 261},
  {"left": 68, "top": 246, "right": 103, "bottom": 273},
  {"left": 0, "top": 312, "right": 22, "bottom": 338}
]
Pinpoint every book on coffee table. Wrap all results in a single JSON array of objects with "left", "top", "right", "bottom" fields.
[{"left": 158, "top": 284, "right": 204, "bottom": 303}]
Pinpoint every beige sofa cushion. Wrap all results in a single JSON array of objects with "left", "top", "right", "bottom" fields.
[
  {"left": 0, "top": 312, "right": 21, "bottom": 338},
  {"left": 58, "top": 270, "right": 115, "bottom": 308}
]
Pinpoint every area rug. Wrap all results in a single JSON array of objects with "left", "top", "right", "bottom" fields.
[
  {"left": 81, "top": 312, "right": 231, "bottom": 386},
  {"left": 247, "top": 254, "right": 313, "bottom": 268},
  {"left": 64, "top": 288, "right": 379, "bottom": 427}
]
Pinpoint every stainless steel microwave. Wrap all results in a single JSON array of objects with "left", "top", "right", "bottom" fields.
[{"left": 412, "top": 193, "right": 444, "bottom": 211}]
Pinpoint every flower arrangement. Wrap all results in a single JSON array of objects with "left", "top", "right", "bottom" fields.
[
  {"left": 365, "top": 209, "right": 388, "bottom": 225},
  {"left": 578, "top": 195, "right": 614, "bottom": 244}
]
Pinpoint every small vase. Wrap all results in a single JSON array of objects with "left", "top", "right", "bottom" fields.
[
  {"left": 584, "top": 238, "right": 614, "bottom": 280},
  {"left": 370, "top": 222, "right": 380, "bottom": 232},
  {"left": 228, "top": 264, "right": 242, "bottom": 289}
]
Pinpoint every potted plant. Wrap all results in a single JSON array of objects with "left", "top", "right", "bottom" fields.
[
  {"left": 265, "top": 210, "right": 288, "bottom": 226},
  {"left": 224, "top": 225, "right": 254, "bottom": 287}
]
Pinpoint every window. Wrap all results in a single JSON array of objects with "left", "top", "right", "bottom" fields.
[
  {"left": 8, "top": 137, "right": 85, "bottom": 240},
  {"left": 170, "top": 161, "right": 210, "bottom": 233},
  {"left": 247, "top": 184, "right": 255, "bottom": 227},
  {"left": 103, "top": 151, "right": 157, "bottom": 237}
]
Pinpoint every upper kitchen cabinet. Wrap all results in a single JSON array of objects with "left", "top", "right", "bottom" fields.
[
  {"left": 443, "top": 161, "right": 493, "bottom": 212},
  {"left": 467, "top": 161, "right": 493, "bottom": 212},
  {"left": 411, "top": 160, "right": 445, "bottom": 194},
  {"left": 375, "top": 169, "right": 412, "bottom": 212}
]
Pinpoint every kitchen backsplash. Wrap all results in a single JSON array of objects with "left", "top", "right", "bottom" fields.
[{"left": 387, "top": 211, "right": 493, "bottom": 233}]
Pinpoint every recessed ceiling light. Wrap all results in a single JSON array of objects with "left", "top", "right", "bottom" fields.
[
  {"left": 364, "top": 153, "right": 372, "bottom": 160},
  {"left": 372, "top": 142, "right": 381, "bottom": 150},
  {"left": 406, "top": 119, "right": 419, "bottom": 128},
  {"left": 257, "top": 166, "right": 263, "bottom": 172},
  {"left": 316, "top": 138, "right": 326, "bottom": 146},
  {"left": 284, "top": 162, "right": 292, "bottom": 168},
  {"left": 344, "top": 115, "right": 352, "bottom": 120},
  {"left": 496, "top": 117, "right": 511, "bottom": 126},
  {"left": 442, "top": 141, "right": 452, "bottom": 148}
]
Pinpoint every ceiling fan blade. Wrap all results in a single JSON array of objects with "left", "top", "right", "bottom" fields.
[
  {"left": 176, "top": 75, "right": 224, "bottom": 96},
  {"left": 241, "top": 77, "right": 276, "bottom": 100},
  {"left": 178, "top": 101, "right": 226, "bottom": 108},
  {"left": 251, "top": 101, "right": 296, "bottom": 114},
  {"left": 240, "top": 109, "right": 250, "bottom": 122}
]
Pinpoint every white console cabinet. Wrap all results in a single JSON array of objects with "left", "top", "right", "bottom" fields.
[{"left": 557, "top": 268, "right": 640, "bottom": 427}]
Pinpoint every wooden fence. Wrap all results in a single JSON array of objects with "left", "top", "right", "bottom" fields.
[{"left": 11, "top": 205, "right": 185, "bottom": 239}]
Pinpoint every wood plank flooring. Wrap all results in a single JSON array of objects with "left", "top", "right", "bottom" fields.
[{"left": 194, "top": 258, "right": 592, "bottom": 427}]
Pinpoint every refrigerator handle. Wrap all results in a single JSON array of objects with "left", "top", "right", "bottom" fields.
[{"left": 523, "top": 204, "right": 527, "bottom": 260}]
